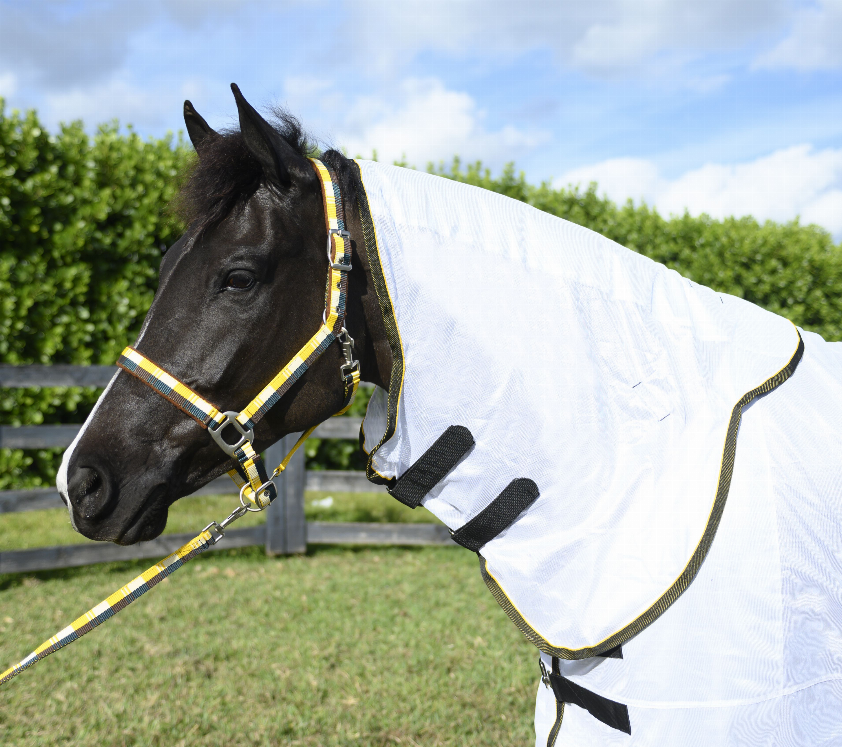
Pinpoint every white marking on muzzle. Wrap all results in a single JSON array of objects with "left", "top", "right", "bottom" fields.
[
  {"left": 58, "top": 236, "right": 185, "bottom": 530},
  {"left": 57, "top": 370, "right": 121, "bottom": 532}
]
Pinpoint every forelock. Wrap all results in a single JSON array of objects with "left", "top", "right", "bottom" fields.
[{"left": 174, "top": 109, "right": 314, "bottom": 235}]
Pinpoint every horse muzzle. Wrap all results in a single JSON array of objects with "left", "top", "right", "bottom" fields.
[{"left": 61, "top": 445, "right": 171, "bottom": 545}]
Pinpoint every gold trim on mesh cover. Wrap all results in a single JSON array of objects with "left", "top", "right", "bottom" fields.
[
  {"left": 481, "top": 330, "right": 805, "bottom": 660},
  {"left": 350, "top": 160, "right": 406, "bottom": 486}
]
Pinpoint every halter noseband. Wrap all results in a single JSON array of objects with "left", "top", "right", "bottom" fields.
[{"left": 116, "top": 159, "right": 361, "bottom": 510}]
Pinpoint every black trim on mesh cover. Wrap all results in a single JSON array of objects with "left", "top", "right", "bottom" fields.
[
  {"left": 598, "top": 645, "right": 623, "bottom": 659},
  {"left": 387, "top": 425, "right": 475, "bottom": 508},
  {"left": 546, "top": 657, "right": 565, "bottom": 747},
  {"left": 452, "top": 478, "right": 540, "bottom": 552},
  {"left": 350, "top": 160, "right": 405, "bottom": 487},
  {"left": 549, "top": 663, "right": 631, "bottom": 735},
  {"left": 359, "top": 424, "right": 396, "bottom": 488}
]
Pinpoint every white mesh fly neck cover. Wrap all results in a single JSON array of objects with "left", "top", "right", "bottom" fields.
[{"left": 355, "top": 159, "right": 801, "bottom": 655}]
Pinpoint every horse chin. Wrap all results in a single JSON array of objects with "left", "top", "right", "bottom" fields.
[
  {"left": 73, "top": 486, "right": 170, "bottom": 546},
  {"left": 112, "top": 510, "right": 168, "bottom": 546}
]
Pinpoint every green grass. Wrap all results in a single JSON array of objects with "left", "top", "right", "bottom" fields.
[
  {"left": 0, "top": 547, "right": 537, "bottom": 746},
  {"left": 0, "top": 491, "right": 440, "bottom": 552},
  {"left": 0, "top": 491, "right": 536, "bottom": 745}
]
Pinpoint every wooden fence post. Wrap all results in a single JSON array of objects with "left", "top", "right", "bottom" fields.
[{"left": 263, "top": 433, "right": 307, "bottom": 555}]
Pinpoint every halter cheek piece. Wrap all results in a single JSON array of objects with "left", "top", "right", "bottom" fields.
[{"left": 117, "top": 159, "right": 361, "bottom": 511}]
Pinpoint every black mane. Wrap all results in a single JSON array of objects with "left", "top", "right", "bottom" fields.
[
  {"left": 175, "top": 106, "right": 363, "bottom": 239},
  {"left": 176, "top": 108, "right": 313, "bottom": 232}
]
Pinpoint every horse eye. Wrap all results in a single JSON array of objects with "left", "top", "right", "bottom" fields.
[{"left": 224, "top": 271, "right": 255, "bottom": 290}]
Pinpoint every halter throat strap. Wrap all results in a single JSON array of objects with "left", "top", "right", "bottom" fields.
[{"left": 117, "top": 158, "right": 360, "bottom": 509}]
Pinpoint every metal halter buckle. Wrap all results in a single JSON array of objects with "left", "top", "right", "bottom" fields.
[
  {"left": 239, "top": 480, "right": 276, "bottom": 512},
  {"left": 341, "top": 361, "right": 360, "bottom": 378},
  {"left": 208, "top": 411, "right": 254, "bottom": 456},
  {"left": 202, "top": 503, "right": 250, "bottom": 544},
  {"left": 327, "top": 228, "right": 352, "bottom": 272},
  {"left": 202, "top": 521, "right": 225, "bottom": 545},
  {"left": 338, "top": 327, "right": 354, "bottom": 362},
  {"left": 338, "top": 327, "right": 359, "bottom": 377},
  {"left": 539, "top": 659, "right": 551, "bottom": 689}
]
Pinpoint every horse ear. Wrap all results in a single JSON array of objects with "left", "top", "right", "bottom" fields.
[
  {"left": 183, "top": 100, "right": 218, "bottom": 156},
  {"left": 231, "top": 83, "right": 303, "bottom": 189}
]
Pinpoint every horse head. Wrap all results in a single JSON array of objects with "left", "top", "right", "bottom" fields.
[{"left": 57, "top": 85, "right": 389, "bottom": 545}]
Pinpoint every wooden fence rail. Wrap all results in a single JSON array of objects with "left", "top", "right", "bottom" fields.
[
  {"left": 0, "top": 417, "right": 361, "bottom": 453},
  {"left": 1, "top": 366, "right": 453, "bottom": 572},
  {"left": 0, "top": 524, "right": 456, "bottom": 574},
  {"left": 0, "top": 469, "right": 380, "bottom": 514},
  {"left": 0, "top": 364, "right": 118, "bottom": 388}
]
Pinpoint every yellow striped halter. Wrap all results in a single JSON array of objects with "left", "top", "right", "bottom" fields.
[{"left": 117, "top": 158, "right": 361, "bottom": 513}]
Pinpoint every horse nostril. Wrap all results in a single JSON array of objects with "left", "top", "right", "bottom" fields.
[
  {"left": 79, "top": 468, "right": 100, "bottom": 497},
  {"left": 68, "top": 465, "right": 114, "bottom": 520}
]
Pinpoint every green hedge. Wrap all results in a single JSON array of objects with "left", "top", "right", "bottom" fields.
[
  {"left": 2, "top": 105, "right": 840, "bottom": 489},
  {"left": 0, "top": 102, "right": 189, "bottom": 488}
]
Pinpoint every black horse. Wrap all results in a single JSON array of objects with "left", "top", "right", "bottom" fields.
[
  {"left": 59, "top": 85, "right": 392, "bottom": 545},
  {"left": 57, "top": 86, "right": 842, "bottom": 745}
]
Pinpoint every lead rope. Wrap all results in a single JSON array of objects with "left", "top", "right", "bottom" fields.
[
  {"left": 0, "top": 428, "right": 318, "bottom": 687},
  {"left": 0, "top": 496, "right": 250, "bottom": 685},
  {"left": 1, "top": 159, "right": 360, "bottom": 687}
]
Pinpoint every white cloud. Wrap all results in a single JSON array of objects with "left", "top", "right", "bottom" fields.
[
  {"left": 333, "top": 78, "right": 549, "bottom": 168},
  {"left": 556, "top": 145, "right": 842, "bottom": 238},
  {"left": 42, "top": 77, "right": 192, "bottom": 132},
  {"left": 801, "top": 188, "right": 842, "bottom": 230},
  {"left": 557, "top": 157, "right": 664, "bottom": 205},
  {"left": 0, "top": 72, "right": 17, "bottom": 98},
  {"left": 350, "top": 0, "right": 788, "bottom": 77},
  {"left": 753, "top": 0, "right": 842, "bottom": 70},
  {"left": 571, "top": 19, "right": 663, "bottom": 72},
  {"left": 0, "top": 2, "right": 152, "bottom": 89},
  {"left": 162, "top": 0, "right": 281, "bottom": 26},
  {"left": 0, "top": 1, "right": 280, "bottom": 91}
]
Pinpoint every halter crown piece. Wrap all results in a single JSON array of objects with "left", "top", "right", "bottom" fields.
[{"left": 117, "top": 158, "right": 361, "bottom": 511}]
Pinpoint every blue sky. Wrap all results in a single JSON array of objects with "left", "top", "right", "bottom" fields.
[{"left": 2, "top": 0, "right": 841, "bottom": 238}]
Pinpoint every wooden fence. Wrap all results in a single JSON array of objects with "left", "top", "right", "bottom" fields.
[{"left": 0, "top": 365, "right": 454, "bottom": 573}]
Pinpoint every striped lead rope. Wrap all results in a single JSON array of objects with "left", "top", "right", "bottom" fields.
[{"left": 1, "top": 528, "right": 218, "bottom": 686}]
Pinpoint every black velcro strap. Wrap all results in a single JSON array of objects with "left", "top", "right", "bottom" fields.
[
  {"left": 451, "top": 478, "right": 539, "bottom": 552},
  {"left": 388, "top": 425, "right": 474, "bottom": 508},
  {"left": 549, "top": 673, "right": 631, "bottom": 735},
  {"left": 598, "top": 645, "right": 623, "bottom": 659}
]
